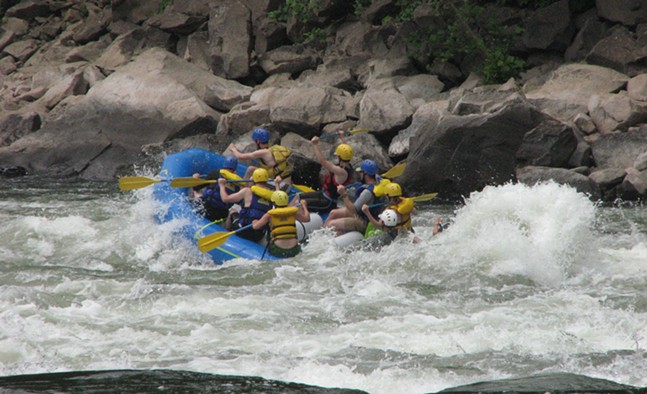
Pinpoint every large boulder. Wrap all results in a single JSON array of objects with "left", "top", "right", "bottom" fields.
[
  {"left": 523, "top": 63, "right": 629, "bottom": 122},
  {"left": 590, "top": 125, "right": 647, "bottom": 169},
  {"left": 208, "top": 0, "right": 252, "bottom": 79},
  {"left": 399, "top": 95, "right": 550, "bottom": 199},
  {"left": 0, "top": 48, "right": 225, "bottom": 179},
  {"left": 516, "top": 166, "right": 600, "bottom": 199}
]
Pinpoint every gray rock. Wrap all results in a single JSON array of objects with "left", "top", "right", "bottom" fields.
[
  {"left": 208, "top": 0, "right": 252, "bottom": 79},
  {"left": 517, "top": 166, "right": 600, "bottom": 200}
]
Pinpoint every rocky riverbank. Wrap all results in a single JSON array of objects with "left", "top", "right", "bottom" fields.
[{"left": 0, "top": 0, "right": 646, "bottom": 202}]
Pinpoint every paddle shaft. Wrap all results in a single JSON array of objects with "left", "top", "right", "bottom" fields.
[
  {"left": 368, "top": 193, "right": 438, "bottom": 208},
  {"left": 319, "top": 128, "right": 369, "bottom": 139}
]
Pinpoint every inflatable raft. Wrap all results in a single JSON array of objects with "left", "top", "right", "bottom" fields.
[{"left": 152, "top": 148, "right": 321, "bottom": 265}]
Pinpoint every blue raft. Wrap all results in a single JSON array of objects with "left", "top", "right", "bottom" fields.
[{"left": 152, "top": 148, "right": 284, "bottom": 264}]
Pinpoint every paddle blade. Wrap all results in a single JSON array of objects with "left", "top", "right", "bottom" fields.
[
  {"left": 412, "top": 192, "right": 438, "bottom": 202},
  {"left": 170, "top": 178, "right": 218, "bottom": 188},
  {"left": 292, "top": 184, "right": 315, "bottom": 193},
  {"left": 119, "top": 176, "right": 161, "bottom": 191},
  {"left": 348, "top": 128, "right": 369, "bottom": 135},
  {"left": 198, "top": 230, "right": 235, "bottom": 253},
  {"left": 381, "top": 162, "right": 406, "bottom": 179}
]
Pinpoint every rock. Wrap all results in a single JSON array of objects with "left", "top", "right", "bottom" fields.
[
  {"left": 399, "top": 95, "right": 549, "bottom": 199},
  {"left": 176, "top": 31, "right": 210, "bottom": 71},
  {"left": 2, "top": 38, "right": 40, "bottom": 63},
  {"left": 208, "top": 0, "right": 252, "bottom": 79},
  {"left": 627, "top": 73, "right": 647, "bottom": 101},
  {"left": 38, "top": 70, "right": 89, "bottom": 110},
  {"left": 269, "top": 86, "right": 355, "bottom": 135},
  {"left": 589, "top": 167, "right": 626, "bottom": 187},
  {"left": 516, "top": 117, "right": 577, "bottom": 168},
  {"left": 523, "top": 63, "right": 629, "bottom": 122},
  {"left": 590, "top": 126, "right": 647, "bottom": 169},
  {"left": 388, "top": 100, "right": 448, "bottom": 158},
  {"left": 146, "top": 9, "right": 206, "bottom": 35},
  {"left": 5, "top": 1, "right": 51, "bottom": 20},
  {"left": 0, "top": 48, "right": 223, "bottom": 179},
  {"left": 517, "top": 166, "right": 600, "bottom": 200},
  {"left": 357, "top": 78, "right": 414, "bottom": 133},
  {"left": 596, "top": 0, "right": 647, "bottom": 26},
  {"left": 586, "top": 25, "right": 647, "bottom": 77},
  {"left": 95, "top": 26, "right": 173, "bottom": 72},
  {"left": 565, "top": 11, "right": 610, "bottom": 62},
  {"left": 573, "top": 113, "right": 597, "bottom": 135},
  {"left": 620, "top": 167, "right": 647, "bottom": 199},
  {"left": 523, "top": 0, "right": 573, "bottom": 50},
  {"left": 259, "top": 44, "right": 321, "bottom": 75},
  {"left": 0, "top": 111, "right": 40, "bottom": 147},
  {"left": 588, "top": 91, "right": 647, "bottom": 134},
  {"left": 0, "top": 166, "right": 27, "bottom": 177}
]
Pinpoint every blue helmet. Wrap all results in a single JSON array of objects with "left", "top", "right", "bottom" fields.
[
  {"left": 223, "top": 156, "right": 237, "bottom": 170},
  {"left": 252, "top": 127, "right": 270, "bottom": 143},
  {"left": 358, "top": 159, "right": 379, "bottom": 176}
]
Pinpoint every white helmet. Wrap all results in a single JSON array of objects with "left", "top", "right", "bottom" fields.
[{"left": 378, "top": 209, "right": 398, "bottom": 227}]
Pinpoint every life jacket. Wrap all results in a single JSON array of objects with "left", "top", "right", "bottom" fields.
[
  {"left": 259, "top": 145, "right": 293, "bottom": 179},
  {"left": 322, "top": 165, "right": 355, "bottom": 200},
  {"left": 354, "top": 183, "right": 381, "bottom": 221},
  {"left": 389, "top": 197, "right": 414, "bottom": 230},
  {"left": 220, "top": 168, "right": 246, "bottom": 187},
  {"left": 269, "top": 206, "right": 299, "bottom": 241},
  {"left": 202, "top": 169, "right": 240, "bottom": 211},
  {"left": 239, "top": 184, "right": 273, "bottom": 225}
]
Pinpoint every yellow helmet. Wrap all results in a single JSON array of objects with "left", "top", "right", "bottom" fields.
[
  {"left": 385, "top": 182, "right": 402, "bottom": 197},
  {"left": 252, "top": 168, "right": 269, "bottom": 183},
  {"left": 271, "top": 190, "right": 289, "bottom": 207},
  {"left": 335, "top": 143, "right": 353, "bottom": 161}
]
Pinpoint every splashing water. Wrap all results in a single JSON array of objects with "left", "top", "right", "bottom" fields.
[{"left": 1, "top": 177, "right": 646, "bottom": 394}]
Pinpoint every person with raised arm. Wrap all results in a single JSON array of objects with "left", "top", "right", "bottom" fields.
[
  {"left": 228, "top": 127, "right": 294, "bottom": 188},
  {"left": 299, "top": 130, "right": 356, "bottom": 214}
]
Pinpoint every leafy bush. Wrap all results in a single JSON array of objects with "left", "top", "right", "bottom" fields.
[
  {"left": 268, "top": 0, "right": 319, "bottom": 23},
  {"left": 268, "top": 0, "right": 593, "bottom": 83},
  {"left": 159, "top": 0, "right": 173, "bottom": 13},
  {"left": 400, "top": 0, "right": 527, "bottom": 83}
]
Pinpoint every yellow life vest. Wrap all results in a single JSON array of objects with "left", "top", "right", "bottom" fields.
[
  {"left": 269, "top": 206, "right": 299, "bottom": 240},
  {"left": 390, "top": 197, "right": 414, "bottom": 230},
  {"left": 251, "top": 184, "right": 275, "bottom": 202},
  {"left": 220, "top": 169, "right": 246, "bottom": 188},
  {"left": 260, "top": 145, "right": 293, "bottom": 178}
]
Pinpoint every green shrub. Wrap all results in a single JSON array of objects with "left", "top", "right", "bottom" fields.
[
  {"left": 159, "top": 0, "right": 173, "bottom": 13},
  {"left": 401, "top": 0, "right": 527, "bottom": 83}
]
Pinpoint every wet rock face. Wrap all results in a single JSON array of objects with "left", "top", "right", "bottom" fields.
[{"left": 0, "top": 0, "right": 646, "bottom": 202}]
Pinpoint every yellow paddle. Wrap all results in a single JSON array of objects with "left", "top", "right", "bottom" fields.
[
  {"left": 198, "top": 224, "right": 254, "bottom": 253},
  {"left": 381, "top": 162, "right": 406, "bottom": 179},
  {"left": 319, "top": 128, "right": 370, "bottom": 139},
  {"left": 411, "top": 192, "right": 438, "bottom": 202},
  {"left": 169, "top": 177, "right": 253, "bottom": 188},
  {"left": 118, "top": 176, "right": 163, "bottom": 191}
]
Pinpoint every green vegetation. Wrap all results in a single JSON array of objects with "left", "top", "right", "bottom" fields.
[
  {"left": 268, "top": 0, "right": 319, "bottom": 23},
  {"left": 159, "top": 0, "right": 173, "bottom": 13},
  {"left": 267, "top": 0, "right": 595, "bottom": 84}
]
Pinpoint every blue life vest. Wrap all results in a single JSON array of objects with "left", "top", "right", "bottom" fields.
[
  {"left": 239, "top": 186, "right": 272, "bottom": 225},
  {"left": 203, "top": 183, "right": 238, "bottom": 211}
]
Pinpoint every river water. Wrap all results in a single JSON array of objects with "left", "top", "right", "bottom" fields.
[{"left": 1, "top": 175, "right": 646, "bottom": 393}]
